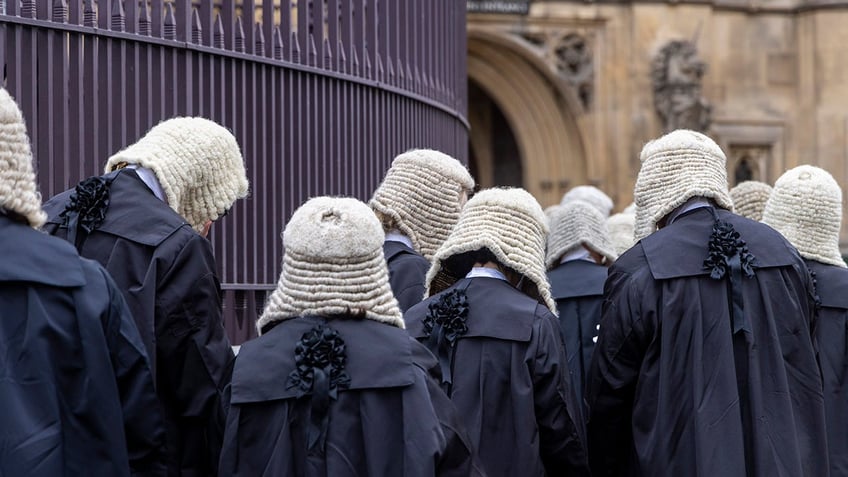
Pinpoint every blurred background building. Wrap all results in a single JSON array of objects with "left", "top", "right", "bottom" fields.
[{"left": 467, "top": 0, "right": 848, "bottom": 218}]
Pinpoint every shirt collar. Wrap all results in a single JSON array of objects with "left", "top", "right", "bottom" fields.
[
  {"left": 560, "top": 247, "right": 595, "bottom": 264},
  {"left": 125, "top": 164, "right": 167, "bottom": 203},
  {"left": 666, "top": 197, "right": 713, "bottom": 226},
  {"left": 465, "top": 266, "right": 509, "bottom": 282},
  {"left": 385, "top": 230, "right": 414, "bottom": 250}
]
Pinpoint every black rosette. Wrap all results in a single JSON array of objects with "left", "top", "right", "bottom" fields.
[
  {"left": 60, "top": 176, "right": 113, "bottom": 250},
  {"left": 424, "top": 288, "right": 469, "bottom": 346},
  {"left": 703, "top": 220, "right": 757, "bottom": 280},
  {"left": 286, "top": 324, "right": 351, "bottom": 452},
  {"left": 423, "top": 288, "right": 469, "bottom": 389},
  {"left": 702, "top": 215, "right": 758, "bottom": 335}
]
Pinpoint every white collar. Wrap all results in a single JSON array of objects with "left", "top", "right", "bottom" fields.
[
  {"left": 560, "top": 247, "right": 595, "bottom": 265},
  {"left": 666, "top": 197, "right": 713, "bottom": 226},
  {"left": 465, "top": 267, "right": 509, "bottom": 282},
  {"left": 385, "top": 230, "right": 414, "bottom": 250},
  {"left": 125, "top": 165, "right": 166, "bottom": 203}
]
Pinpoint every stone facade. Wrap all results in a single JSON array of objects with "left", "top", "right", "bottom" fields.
[{"left": 467, "top": 1, "right": 848, "bottom": 245}]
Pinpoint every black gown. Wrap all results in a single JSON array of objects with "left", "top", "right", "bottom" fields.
[
  {"left": 587, "top": 207, "right": 828, "bottom": 477},
  {"left": 0, "top": 215, "right": 165, "bottom": 476},
  {"left": 384, "top": 240, "right": 430, "bottom": 312},
  {"left": 43, "top": 169, "right": 233, "bottom": 476},
  {"left": 548, "top": 259, "right": 607, "bottom": 420},
  {"left": 219, "top": 315, "right": 482, "bottom": 476},
  {"left": 807, "top": 259, "right": 848, "bottom": 477},
  {"left": 405, "top": 276, "right": 590, "bottom": 477}
]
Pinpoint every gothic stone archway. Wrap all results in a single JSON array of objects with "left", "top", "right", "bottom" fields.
[{"left": 467, "top": 28, "right": 589, "bottom": 206}]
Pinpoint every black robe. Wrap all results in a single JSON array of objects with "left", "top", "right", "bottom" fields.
[
  {"left": 43, "top": 169, "right": 233, "bottom": 476},
  {"left": 548, "top": 259, "right": 607, "bottom": 419},
  {"left": 219, "top": 315, "right": 482, "bottom": 476},
  {"left": 0, "top": 215, "right": 165, "bottom": 476},
  {"left": 807, "top": 259, "right": 848, "bottom": 477},
  {"left": 384, "top": 240, "right": 430, "bottom": 312},
  {"left": 405, "top": 276, "right": 590, "bottom": 477},
  {"left": 587, "top": 207, "right": 828, "bottom": 477}
]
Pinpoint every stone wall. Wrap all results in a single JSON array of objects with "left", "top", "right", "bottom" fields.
[{"left": 468, "top": 2, "right": 848, "bottom": 243}]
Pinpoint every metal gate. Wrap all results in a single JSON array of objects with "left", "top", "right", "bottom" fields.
[{"left": 0, "top": 0, "right": 468, "bottom": 343}]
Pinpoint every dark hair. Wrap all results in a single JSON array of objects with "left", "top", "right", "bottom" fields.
[{"left": 442, "top": 247, "right": 503, "bottom": 278}]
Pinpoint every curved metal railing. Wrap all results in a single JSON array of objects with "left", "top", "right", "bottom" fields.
[{"left": 0, "top": 0, "right": 468, "bottom": 342}]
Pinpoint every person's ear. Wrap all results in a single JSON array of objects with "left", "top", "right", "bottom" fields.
[{"left": 200, "top": 220, "right": 213, "bottom": 238}]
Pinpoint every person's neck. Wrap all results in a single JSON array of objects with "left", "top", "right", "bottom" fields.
[
  {"left": 473, "top": 261, "right": 501, "bottom": 270},
  {"left": 472, "top": 261, "right": 521, "bottom": 286},
  {"left": 659, "top": 197, "right": 714, "bottom": 228}
]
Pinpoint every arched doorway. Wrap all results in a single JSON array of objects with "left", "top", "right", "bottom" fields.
[
  {"left": 468, "top": 80, "right": 524, "bottom": 190},
  {"left": 467, "top": 29, "right": 589, "bottom": 206}
]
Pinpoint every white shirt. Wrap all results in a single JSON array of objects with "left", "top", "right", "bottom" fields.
[
  {"left": 385, "top": 230, "right": 414, "bottom": 250},
  {"left": 560, "top": 247, "right": 594, "bottom": 265},
  {"left": 465, "top": 266, "right": 509, "bottom": 282},
  {"left": 125, "top": 164, "right": 166, "bottom": 203}
]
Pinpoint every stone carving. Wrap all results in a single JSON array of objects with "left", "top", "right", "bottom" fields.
[
  {"left": 554, "top": 34, "right": 593, "bottom": 108},
  {"left": 518, "top": 31, "right": 593, "bottom": 109},
  {"left": 729, "top": 145, "right": 770, "bottom": 185},
  {"left": 651, "top": 40, "right": 711, "bottom": 132}
]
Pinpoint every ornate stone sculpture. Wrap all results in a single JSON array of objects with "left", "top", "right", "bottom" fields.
[
  {"left": 519, "top": 31, "right": 594, "bottom": 109},
  {"left": 555, "top": 34, "right": 593, "bottom": 108},
  {"left": 651, "top": 40, "right": 711, "bottom": 132}
]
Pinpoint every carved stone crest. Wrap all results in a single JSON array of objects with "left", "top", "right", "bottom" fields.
[
  {"left": 554, "top": 34, "right": 593, "bottom": 108},
  {"left": 651, "top": 40, "right": 711, "bottom": 132},
  {"left": 518, "top": 31, "right": 594, "bottom": 109}
]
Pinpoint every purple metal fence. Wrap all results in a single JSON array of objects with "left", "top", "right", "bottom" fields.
[{"left": 0, "top": 0, "right": 468, "bottom": 344}]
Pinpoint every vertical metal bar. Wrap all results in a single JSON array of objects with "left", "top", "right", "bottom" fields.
[
  {"left": 261, "top": 0, "right": 273, "bottom": 57},
  {"left": 351, "top": 0, "right": 363, "bottom": 77},
  {"left": 364, "top": 0, "right": 374, "bottom": 80},
  {"left": 297, "top": 0, "right": 307, "bottom": 64},
  {"left": 267, "top": 60, "right": 278, "bottom": 285},
  {"left": 151, "top": 0, "right": 163, "bottom": 38},
  {"left": 98, "top": 35, "right": 112, "bottom": 168},
  {"left": 379, "top": 0, "right": 389, "bottom": 84},
  {"left": 199, "top": 0, "right": 213, "bottom": 47},
  {"left": 67, "top": 29, "right": 83, "bottom": 183},
  {"left": 338, "top": 0, "right": 350, "bottom": 74},
  {"left": 174, "top": 0, "right": 190, "bottom": 42},
  {"left": 327, "top": 0, "right": 338, "bottom": 70},
  {"left": 386, "top": 0, "right": 396, "bottom": 87},
  {"left": 237, "top": 53, "right": 247, "bottom": 285},
  {"left": 311, "top": 0, "right": 323, "bottom": 67},
  {"left": 38, "top": 24, "right": 54, "bottom": 195},
  {"left": 34, "top": 0, "right": 47, "bottom": 20},
  {"left": 280, "top": 0, "right": 291, "bottom": 61},
  {"left": 288, "top": 68, "right": 298, "bottom": 222},
  {"left": 246, "top": 56, "right": 257, "bottom": 285},
  {"left": 97, "top": 0, "right": 111, "bottom": 29},
  {"left": 221, "top": 0, "right": 234, "bottom": 50},
  {"left": 242, "top": 0, "right": 254, "bottom": 54},
  {"left": 125, "top": 0, "right": 137, "bottom": 33},
  {"left": 67, "top": 0, "right": 81, "bottom": 25}
]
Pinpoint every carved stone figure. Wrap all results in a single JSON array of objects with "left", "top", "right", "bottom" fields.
[
  {"left": 555, "top": 34, "right": 593, "bottom": 108},
  {"left": 518, "top": 31, "right": 594, "bottom": 109},
  {"left": 652, "top": 40, "right": 711, "bottom": 132}
]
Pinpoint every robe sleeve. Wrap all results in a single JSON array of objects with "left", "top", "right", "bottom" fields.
[
  {"left": 217, "top": 384, "right": 239, "bottom": 476},
  {"left": 530, "top": 309, "right": 591, "bottom": 476},
  {"left": 155, "top": 233, "right": 235, "bottom": 475},
  {"left": 391, "top": 255, "right": 430, "bottom": 312},
  {"left": 586, "top": 269, "right": 651, "bottom": 477},
  {"left": 417, "top": 375, "right": 486, "bottom": 477},
  {"left": 98, "top": 265, "right": 167, "bottom": 476}
]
